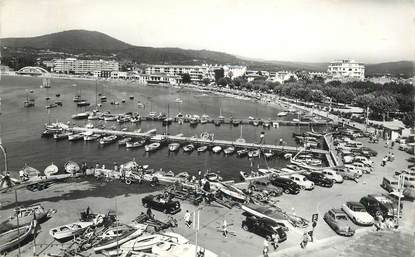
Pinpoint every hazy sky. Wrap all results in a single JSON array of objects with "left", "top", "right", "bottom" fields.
[{"left": 0, "top": 0, "right": 413, "bottom": 63}]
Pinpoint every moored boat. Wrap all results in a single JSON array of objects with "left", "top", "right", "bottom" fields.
[
  {"left": 72, "top": 112, "right": 90, "bottom": 120},
  {"left": 212, "top": 146, "right": 222, "bottom": 153},
  {"left": 0, "top": 221, "right": 36, "bottom": 253},
  {"left": 44, "top": 163, "right": 59, "bottom": 176},
  {"left": 64, "top": 161, "right": 80, "bottom": 174},
  {"left": 223, "top": 146, "right": 235, "bottom": 155},
  {"left": 168, "top": 143, "right": 180, "bottom": 152},
  {"left": 49, "top": 221, "right": 94, "bottom": 240},
  {"left": 53, "top": 132, "right": 71, "bottom": 141},
  {"left": 237, "top": 149, "right": 248, "bottom": 157},
  {"left": 248, "top": 149, "right": 260, "bottom": 158},
  {"left": 93, "top": 224, "right": 146, "bottom": 252},
  {"left": 118, "top": 137, "right": 132, "bottom": 146},
  {"left": 126, "top": 140, "right": 146, "bottom": 149},
  {"left": 197, "top": 145, "right": 208, "bottom": 152},
  {"left": 145, "top": 142, "right": 161, "bottom": 152},
  {"left": 99, "top": 135, "right": 118, "bottom": 145},
  {"left": 68, "top": 133, "right": 83, "bottom": 141},
  {"left": 183, "top": 144, "right": 195, "bottom": 152}
]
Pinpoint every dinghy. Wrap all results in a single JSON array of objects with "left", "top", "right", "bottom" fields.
[
  {"left": 49, "top": 221, "right": 98, "bottom": 240},
  {"left": 0, "top": 220, "right": 36, "bottom": 253},
  {"left": 93, "top": 224, "right": 146, "bottom": 252},
  {"left": 64, "top": 161, "right": 80, "bottom": 174},
  {"left": 44, "top": 163, "right": 59, "bottom": 176}
]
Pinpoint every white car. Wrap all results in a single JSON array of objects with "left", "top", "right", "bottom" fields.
[
  {"left": 322, "top": 169, "right": 344, "bottom": 183},
  {"left": 344, "top": 164, "right": 363, "bottom": 177},
  {"left": 351, "top": 162, "right": 372, "bottom": 174},
  {"left": 353, "top": 156, "right": 374, "bottom": 167},
  {"left": 285, "top": 174, "right": 314, "bottom": 190},
  {"left": 341, "top": 201, "right": 374, "bottom": 226}
]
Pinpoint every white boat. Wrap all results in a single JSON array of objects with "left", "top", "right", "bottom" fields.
[
  {"left": 183, "top": 144, "right": 194, "bottom": 152},
  {"left": 212, "top": 146, "right": 222, "bottom": 153},
  {"left": 83, "top": 132, "right": 101, "bottom": 141},
  {"left": 93, "top": 225, "right": 146, "bottom": 252},
  {"left": 104, "top": 116, "right": 117, "bottom": 121},
  {"left": 44, "top": 163, "right": 59, "bottom": 176},
  {"left": 145, "top": 142, "right": 161, "bottom": 152},
  {"left": 68, "top": 133, "right": 83, "bottom": 141},
  {"left": 264, "top": 151, "right": 275, "bottom": 158},
  {"left": 175, "top": 98, "right": 183, "bottom": 103},
  {"left": 218, "top": 183, "right": 246, "bottom": 202},
  {"left": 126, "top": 140, "right": 146, "bottom": 149},
  {"left": 284, "top": 153, "right": 293, "bottom": 159},
  {"left": 248, "top": 149, "right": 260, "bottom": 158},
  {"left": 204, "top": 173, "right": 222, "bottom": 182},
  {"left": 71, "top": 112, "right": 90, "bottom": 120},
  {"left": 49, "top": 222, "right": 94, "bottom": 240},
  {"left": 0, "top": 221, "right": 36, "bottom": 253},
  {"left": 99, "top": 135, "right": 118, "bottom": 145},
  {"left": 64, "top": 161, "right": 80, "bottom": 174},
  {"left": 197, "top": 146, "right": 208, "bottom": 152},
  {"left": 240, "top": 170, "right": 272, "bottom": 181},
  {"left": 223, "top": 146, "right": 235, "bottom": 155},
  {"left": 3, "top": 205, "right": 50, "bottom": 230},
  {"left": 152, "top": 242, "right": 218, "bottom": 257},
  {"left": 277, "top": 112, "right": 288, "bottom": 117},
  {"left": 168, "top": 143, "right": 180, "bottom": 152},
  {"left": 118, "top": 137, "right": 132, "bottom": 146},
  {"left": 88, "top": 114, "right": 101, "bottom": 120},
  {"left": 120, "top": 234, "right": 167, "bottom": 252}
]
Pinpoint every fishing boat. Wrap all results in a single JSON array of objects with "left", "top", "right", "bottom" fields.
[
  {"left": 19, "top": 165, "right": 40, "bottom": 181},
  {"left": 232, "top": 119, "right": 240, "bottom": 126},
  {"left": 99, "top": 135, "right": 118, "bottom": 145},
  {"left": 277, "top": 112, "right": 288, "bottom": 117},
  {"left": 130, "top": 116, "right": 141, "bottom": 123},
  {"left": 262, "top": 120, "right": 271, "bottom": 128},
  {"left": 88, "top": 113, "right": 101, "bottom": 120},
  {"left": 24, "top": 99, "right": 35, "bottom": 108},
  {"left": 84, "top": 133, "right": 101, "bottom": 141},
  {"left": 162, "top": 117, "right": 174, "bottom": 126},
  {"left": 183, "top": 144, "right": 195, "bottom": 152},
  {"left": 263, "top": 150, "right": 275, "bottom": 158},
  {"left": 93, "top": 224, "right": 147, "bottom": 252},
  {"left": 118, "top": 137, "right": 132, "bottom": 146},
  {"left": 126, "top": 140, "right": 146, "bottom": 149},
  {"left": 44, "top": 163, "right": 59, "bottom": 176},
  {"left": 152, "top": 242, "right": 218, "bottom": 257},
  {"left": 72, "top": 112, "right": 90, "bottom": 120},
  {"left": 137, "top": 102, "right": 144, "bottom": 108},
  {"left": 212, "top": 146, "right": 222, "bottom": 153},
  {"left": 68, "top": 133, "right": 83, "bottom": 141},
  {"left": 64, "top": 161, "right": 80, "bottom": 174},
  {"left": 148, "top": 112, "right": 157, "bottom": 119},
  {"left": 145, "top": 142, "right": 161, "bottom": 152},
  {"left": 104, "top": 115, "right": 117, "bottom": 121},
  {"left": 214, "top": 120, "right": 221, "bottom": 126},
  {"left": 248, "top": 149, "right": 260, "bottom": 158},
  {"left": 224, "top": 146, "right": 235, "bottom": 155},
  {"left": 119, "top": 234, "right": 167, "bottom": 252},
  {"left": 0, "top": 220, "right": 36, "bottom": 253},
  {"left": 77, "top": 101, "right": 90, "bottom": 107},
  {"left": 176, "top": 113, "right": 184, "bottom": 119},
  {"left": 168, "top": 143, "right": 180, "bottom": 152},
  {"left": 218, "top": 183, "right": 246, "bottom": 202},
  {"left": 237, "top": 149, "right": 248, "bottom": 157},
  {"left": 240, "top": 170, "right": 272, "bottom": 181},
  {"left": 49, "top": 221, "right": 94, "bottom": 240},
  {"left": 197, "top": 146, "right": 208, "bottom": 152},
  {"left": 284, "top": 153, "right": 293, "bottom": 159},
  {"left": 189, "top": 117, "right": 198, "bottom": 126},
  {"left": 46, "top": 103, "right": 58, "bottom": 109}
]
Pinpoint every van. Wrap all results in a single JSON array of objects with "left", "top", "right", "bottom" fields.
[{"left": 381, "top": 177, "right": 399, "bottom": 192}]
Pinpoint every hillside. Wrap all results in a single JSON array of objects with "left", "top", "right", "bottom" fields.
[{"left": 365, "top": 61, "right": 414, "bottom": 76}]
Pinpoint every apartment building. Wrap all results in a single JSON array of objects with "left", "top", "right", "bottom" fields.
[
  {"left": 327, "top": 60, "right": 365, "bottom": 81},
  {"left": 145, "top": 65, "right": 210, "bottom": 82},
  {"left": 52, "top": 58, "right": 119, "bottom": 74}
]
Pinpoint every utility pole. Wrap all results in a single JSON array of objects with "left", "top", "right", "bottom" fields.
[
  {"left": 396, "top": 174, "right": 404, "bottom": 227},
  {"left": 193, "top": 208, "right": 200, "bottom": 257},
  {"left": 0, "top": 137, "right": 8, "bottom": 175}
]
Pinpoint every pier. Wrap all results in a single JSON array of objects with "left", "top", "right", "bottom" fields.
[{"left": 62, "top": 124, "right": 331, "bottom": 155}]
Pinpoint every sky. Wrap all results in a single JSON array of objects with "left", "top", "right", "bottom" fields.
[{"left": 0, "top": 0, "right": 414, "bottom": 63}]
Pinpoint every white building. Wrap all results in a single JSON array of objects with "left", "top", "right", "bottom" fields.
[
  {"left": 269, "top": 71, "right": 298, "bottom": 84},
  {"left": 223, "top": 65, "right": 247, "bottom": 79},
  {"left": 52, "top": 58, "right": 119, "bottom": 74},
  {"left": 327, "top": 60, "right": 365, "bottom": 81},
  {"left": 145, "top": 65, "right": 210, "bottom": 82}
]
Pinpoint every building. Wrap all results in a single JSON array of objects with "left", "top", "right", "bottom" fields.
[
  {"left": 269, "top": 71, "right": 298, "bottom": 84},
  {"left": 223, "top": 65, "right": 247, "bottom": 79},
  {"left": 52, "top": 58, "right": 119, "bottom": 74},
  {"left": 327, "top": 60, "right": 365, "bottom": 81},
  {"left": 145, "top": 65, "right": 210, "bottom": 82}
]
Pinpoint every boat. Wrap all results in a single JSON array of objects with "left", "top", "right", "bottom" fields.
[
  {"left": 197, "top": 146, "right": 208, "bottom": 152},
  {"left": 162, "top": 117, "right": 174, "bottom": 126},
  {"left": 44, "top": 163, "right": 59, "bottom": 176},
  {"left": 148, "top": 112, "right": 157, "bottom": 119},
  {"left": 176, "top": 113, "right": 184, "bottom": 119},
  {"left": 68, "top": 133, "right": 83, "bottom": 141},
  {"left": 175, "top": 98, "right": 183, "bottom": 103},
  {"left": 104, "top": 115, "right": 117, "bottom": 121},
  {"left": 189, "top": 117, "right": 198, "bottom": 126},
  {"left": 212, "top": 146, "right": 222, "bottom": 153},
  {"left": 99, "top": 135, "right": 118, "bottom": 145},
  {"left": 145, "top": 142, "right": 161, "bottom": 152},
  {"left": 64, "top": 161, "right": 80, "bottom": 174},
  {"left": 168, "top": 143, "right": 180, "bottom": 152},
  {"left": 19, "top": 165, "right": 40, "bottom": 181},
  {"left": 129, "top": 95, "right": 135, "bottom": 100},
  {"left": 223, "top": 146, "right": 235, "bottom": 155},
  {"left": 121, "top": 99, "right": 126, "bottom": 103},
  {"left": 152, "top": 242, "right": 218, "bottom": 257},
  {"left": 77, "top": 101, "right": 90, "bottom": 107},
  {"left": 49, "top": 221, "right": 94, "bottom": 240},
  {"left": 214, "top": 120, "right": 221, "bottom": 126},
  {"left": 88, "top": 113, "right": 101, "bottom": 120},
  {"left": 237, "top": 149, "right": 248, "bottom": 157},
  {"left": 0, "top": 220, "right": 36, "bottom": 253},
  {"left": 53, "top": 132, "right": 71, "bottom": 141},
  {"left": 73, "top": 95, "right": 82, "bottom": 102},
  {"left": 72, "top": 112, "right": 90, "bottom": 120},
  {"left": 284, "top": 153, "right": 293, "bottom": 159},
  {"left": 1, "top": 205, "right": 49, "bottom": 234},
  {"left": 204, "top": 173, "right": 222, "bottom": 182},
  {"left": 137, "top": 102, "right": 144, "bottom": 108},
  {"left": 248, "top": 149, "right": 260, "bottom": 158},
  {"left": 93, "top": 224, "right": 146, "bottom": 252},
  {"left": 118, "top": 137, "right": 132, "bottom": 146},
  {"left": 262, "top": 120, "right": 271, "bottom": 128},
  {"left": 120, "top": 234, "right": 167, "bottom": 252},
  {"left": 130, "top": 116, "right": 140, "bottom": 123},
  {"left": 46, "top": 103, "right": 58, "bottom": 109},
  {"left": 232, "top": 119, "right": 240, "bottom": 126},
  {"left": 126, "top": 140, "right": 146, "bottom": 149},
  {"left": 277, "top": 112, "right": 288, "bottom": 117},
  {"left": 84, "top": 133, "right": 101, "bottom": 141},
  {"left": 218, "top": 183, "right": 246, "bottom": 202},
  {"left": 253, "top": 120, "right": 260, "bottom": 126},
  {"left": 183, "top": 144, "right": 195, "bottom": 152},
  {"left": 240, "top": 170, "right": 273, "bottom": 181}
]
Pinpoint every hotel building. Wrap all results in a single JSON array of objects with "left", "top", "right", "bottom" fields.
[{"left": 327, "top": 60, "right": 365, "bottom": 81}]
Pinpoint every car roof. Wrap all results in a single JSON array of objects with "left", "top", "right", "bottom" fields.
[
  {"left": 346, "top": 201, "right": 363, "bottom": 207},
  {"left": 331, "top": 208, "right": 346, "bottom": 214}
]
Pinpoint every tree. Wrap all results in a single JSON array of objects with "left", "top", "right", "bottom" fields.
[
  {"left": 181, "top": 73, "right": 191, "bottom": 84},
  {"left": 214, "top": 68, "right": 224, "bottom": 82},
  {"left": 202, "top": 78, "right": 210, "bottom": 86}
]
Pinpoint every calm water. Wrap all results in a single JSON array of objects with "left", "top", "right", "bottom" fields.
[{"left": 0, "top": 75, "right": 324, "bottom": 180}]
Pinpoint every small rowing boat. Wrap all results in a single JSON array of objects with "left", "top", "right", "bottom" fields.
[
  {"left": 0, "top": 220, "right": 36, "bottom": 253},
  {"left": 145, "top": 142, "right": 161, "bottom": 152},
  {"left": 197, "top": 146, "right": 208, "bottom": 152},
  {"left": 224, "top": 146, "right": 235, "bottom": 155},
  {"left": 212, "top": 146, "right": 222, "bottom": 153},
  {"left": 44, "top": 163, "right": 58, "bottom": 176},
  {"left": 183, "top": 144, "right": 195, "bottom": 152},
  {"left": 64, "top": 161, "right": 80, "bottom": 174},
  {"left": 49, "top": 221, "right": 94, "bottom": 241},
  {"left": 168, "top": 143, "right": 180, "bottom": 152}
]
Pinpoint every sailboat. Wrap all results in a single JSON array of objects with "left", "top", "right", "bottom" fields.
[
  {"left": 24, "top": 90, "right": 35, "bottom": 108},
  {"left": 235, "top": 125, "right": 246, "bottom": 143}
]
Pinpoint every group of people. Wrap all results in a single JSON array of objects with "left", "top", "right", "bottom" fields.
[
  {"left": 381, "top": 151, "right": 395, "bottom": 166},
  {"left": 374, "top": 215, "right": 397, "bottom": 231}
]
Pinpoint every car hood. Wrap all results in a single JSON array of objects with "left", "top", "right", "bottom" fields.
[{"left": 353, "top": 212, "right": 374, "bottom": 222}]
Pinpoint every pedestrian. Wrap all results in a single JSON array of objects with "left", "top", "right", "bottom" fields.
[
  {"left": 222, "top": 219, "right": 228, "bottom": 238},
  {"left": 184, "top": 210, "right": 192, "bottom": 228},
  {"left": 300, "top": 231, "right": 310, "bottom": 249},
  {"left": 309, "top": 220, "right": 317, "bottom": 242},
  {"left": 263, "top": 240, "right": 269, "bottom": 257},
  {"left": 146, "top": 207, "right": 154, "bottom": 219},
  {"left": 390, "top": 153, "right": 395, "bottom": 162},
  {"left": 271, "top": 233, "right": 279, "bottom": 250}
]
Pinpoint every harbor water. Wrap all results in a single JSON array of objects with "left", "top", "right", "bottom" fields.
[{"left": 0, "top": 75, "right": 326, "bottom": 180}]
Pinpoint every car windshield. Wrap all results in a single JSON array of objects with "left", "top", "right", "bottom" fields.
[
  {"left": 336, "top": 215, "right": 348, "bottom": 220},
  {"left": 352, "top": 206, "right": 366, "bottom": 212}
]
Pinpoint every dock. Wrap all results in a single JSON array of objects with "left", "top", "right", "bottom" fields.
[{"left": 62, "top": 125, "right": 330, "bottom": 155}]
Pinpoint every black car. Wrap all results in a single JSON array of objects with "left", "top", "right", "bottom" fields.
[
  {"left": 241, "top": 216, "right": 287, "bottom": 242},
  {"left": 270, "top": 176, "right": 301, "bottom": 194},
  {"left": 304, "top": 172, "right": 334, "bottom": 188},
  {"left": 142, "top": 194, "right": 181, "bottom": 214},
  {"left": 359, "top": 194, "right": 401, "bottom": 218}
]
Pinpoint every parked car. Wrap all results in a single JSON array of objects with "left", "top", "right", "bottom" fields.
[
  {"left": 381, "top": 177, "right": 399, "bottom": 193},
  {"left": 359, "top": 194, "right": 402, "bottom": 218},
  {"left": 270, "top": 176, "right": 301, "bottom": 194},
  {"left": 241, "top": 216, "right": 287, "bottom": 242},
  {"left": 248, "top": 179, "right": 283, "bottom": 197},
  {"left": 322, "top": 169, "right": 344, "bottom": 183},
  {"left": 142, "top": 194, "right": 181, "bottom": 214},
  {"left": 352, "top": 162, "right": 372, "bottom": 174},
  {"left": 323, "top": 208, "right": 355, "bottom": 236},
  {"left": 341, "top": 201, "right": 374, "bottom": 226},
  {"left": 359, "top": 147, "right": 378, "bottom": 157},
  {"left": 343, "top": 164, "right": 363, "bottom": 177},
  {"left": 304, "top": 172, "right": 333, "bottom": 188},
  {"left": 332, "top": 166, "right": 359, "bottom": 181},
  {"left": 353, "top": 156, "right": 374, "bottom": 167},
  {"left": 284, "top": 174, "right": 314, "bottom": 190}
]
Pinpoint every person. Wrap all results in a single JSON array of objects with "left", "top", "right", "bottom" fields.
[
  {"left": 222, "top": 219, "right": 228, "bottom": 238},
  {"left": 309, "top": 220, "right": 317, "bottom": 242},
  {"left": 184, "top": 210, "right": 192, "bottom": 228},
  {"left": 19, "top": 168, "right": 27, "bottom": 181},
  {"left": 381, "top": 156, "right": 387, "bottom": 166},
  {"left": 263, "top": 240, "right": 269, "bottom": 257},
  {"left": 197, "top": 247, "right": 205, "bottom": 257},
  {"left": 385, "top": 218, "right": 394, "bottom": 230},
  {"left": 390, "top": 153, "right": 395, "bottom": 162},
  {"left": 271, "top": 233, "right": 279, "bottom": 250},
  {"left": 146, "top": 207, "right": 154, "bottom": 219},
  {"left": 300, "top": 232, "right": 310, "bottom": 248}
]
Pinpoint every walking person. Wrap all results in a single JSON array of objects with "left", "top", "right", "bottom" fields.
[
  {"left": 222, "top": 219, "right": 228, "bottom": 238},
  {"left": 184, "top": 210, "right": 192, "bottom": 228},
  {"left": 263, "top": 239, "right": 269, "bottom": 257},
  {"left": 309, "top": 220, "right": 317, "bottom": 242},
  {"left": 300, "top": 231, "right": 310, "bottom": 249},
  {"left": 271, "top": 233, "right": 279, "bottom": 250}
]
